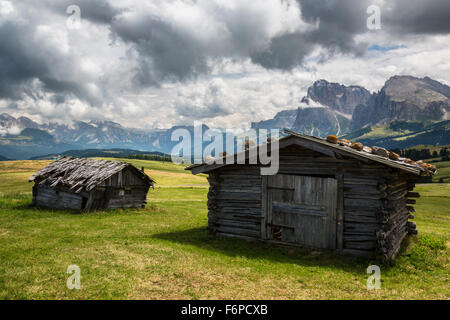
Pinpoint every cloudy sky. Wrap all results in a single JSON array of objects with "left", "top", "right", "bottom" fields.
[{"left": 0, "top": 0, "right": 449, "bottom": 130}]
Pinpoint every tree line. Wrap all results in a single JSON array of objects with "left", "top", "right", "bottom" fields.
[
  {"left": 391, "top": 146, "right": 450, "bottom": 162},
  {"left": 127, "top": 154, "right": 172, "bottom": 162}
]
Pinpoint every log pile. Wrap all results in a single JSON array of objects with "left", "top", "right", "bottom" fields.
[
  {"left": 375, "top": 175, "right": 419, "bottom": 261},
  {"left": 342, "top": 172, "right": 386, "bottom": 254},
  {"left": 207, "top": 174, "right": 219, "bottom": 236},
  {"left": 207, "top": 168, "right": 263, "bottom": 239}
]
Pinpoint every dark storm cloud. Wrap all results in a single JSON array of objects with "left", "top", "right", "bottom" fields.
[
  {"left": 0, "top": 19, "right": 100, "bottom": 104},
  {"left": 383, "top": 0, "right": 450, "bottom": 35},
  {"left": 0, "top": 0, "right": 120, "bottom": 104},
  {"left": 0, "top": 21, "right": 49, "bottom": 99},
  {"left": 299, "top": 0, "right": 369, "bottom": 51},
  {"left": 252, "top": 0, "right": 372, "bottom": 70},
  {"left": 250, "top": 33, "right": 313, "bottom": 70},
  {"left": 111, "top": 16, "right": 209, "bottom": 86},
  {"left": 110, "top": 0, "right": 375, "bottom": 79},
  {"left": 237, "top": 0, "right": 450, "bottom": 70}
]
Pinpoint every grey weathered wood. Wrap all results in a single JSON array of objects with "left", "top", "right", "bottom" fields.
[
  {"left": 189, "top": 133, "right": 427, "bottom": 261},
  {"left": 261, "top": 176, "right": 268, "bottom": 240},
  {"left": 336, "top": 171, "right": 344, "bottom": 251},
  {"left": 265, "top": 174, "right": 338, "bottom": 249},
  {"left": 272, "top": 202, "right": 327, "bottom": 217},
  {"left": 30, "top": 157, "right": 153, "bottom": 212}
]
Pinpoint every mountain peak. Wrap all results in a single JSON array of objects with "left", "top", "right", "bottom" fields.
[
  {"left": 312, "top": 79, "right": 331, "bottom": 87},
  {"left": 0, "top": 113, "right": 15, "bottom": 120},
  {"left": 307, "top": 79, "right": 371, "bottom": 114},
  {"left": 383, "top": 75, "right": 449, "bottom": 104},
  {"left": 351, "top": 75, "right": 450, "bottom": 130},
  {"left": 88, "top": 120, "right": 122, "bottom": 127}
]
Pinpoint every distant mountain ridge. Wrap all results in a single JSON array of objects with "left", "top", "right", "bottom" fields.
[
  {"left": 1, "top": 75, "right": 450, "bottom": 159},
  {"left": 0, "top": 113, "right": 211, "bottom": 159}
]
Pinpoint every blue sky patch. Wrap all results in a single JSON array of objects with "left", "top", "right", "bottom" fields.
[{"left": 368, "top": 44, "right": 406, "bottom": 52}]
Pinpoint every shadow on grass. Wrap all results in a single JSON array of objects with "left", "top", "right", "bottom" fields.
[{"left": 152, "top": 227, "right": 384, "bottom": 272}]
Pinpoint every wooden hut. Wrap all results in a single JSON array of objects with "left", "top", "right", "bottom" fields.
[
  {"left": 29, "top": 157, "right": 154, "bottom": 211},
  {"left": 186, "top": 131, "right": 436, "bottom": 261}
]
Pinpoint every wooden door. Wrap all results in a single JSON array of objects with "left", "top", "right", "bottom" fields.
[{"left": 262, "top": 175, "right": 338, "bottom": 249}]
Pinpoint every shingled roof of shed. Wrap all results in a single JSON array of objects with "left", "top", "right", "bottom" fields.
[
  {"left": 29, "top": 157, "right": 154, "bottom": 193},
  {"left": 186, "top": 131, "right": 436, "bottom": 176}
]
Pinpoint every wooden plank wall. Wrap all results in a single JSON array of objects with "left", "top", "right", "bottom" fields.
[
  {"left": 207, "top": 165, "right": 263, "bottom": 239},
  {"left": 267, "top": 175, "right": 338, "bottom": 249},
  {"left": 376, "top": 172, "right": 418, "bottom": 261},
  {"left": 99, "top": 167, "right": 148, "bottom": 188},
  {"left": 277, "top": 145, "right": 389, "bottom": 257},
  {"left": 107, "top": 185, "right": 149, "bottom": 209},
  {"left": 342, "top": 167, "right": 388, "bottom": 257},
  {"left": 34, "top": 185, "right": 84, "bottom": 210}
]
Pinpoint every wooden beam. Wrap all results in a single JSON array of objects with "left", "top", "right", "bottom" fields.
[{"left": 406, "top": 192, "right": 420, "bottom": 198}]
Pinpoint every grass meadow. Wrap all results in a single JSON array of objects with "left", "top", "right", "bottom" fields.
[{"left": 0, "top": 159, "right": 448, "bottom": 299}]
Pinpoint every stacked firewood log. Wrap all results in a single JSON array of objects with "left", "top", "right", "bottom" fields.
[
  {"left": 375, "top": 175, "right": 419, "bottom": 261},
  {"left": 207, "top": 174, "right": 219, "bottom": 236}
]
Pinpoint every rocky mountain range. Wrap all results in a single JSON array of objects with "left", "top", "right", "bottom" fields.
[
  {"left": 351, "top": 76, "right": 450, "bottom": 130},
  {"left": 1, "top": 75, "right": 449, "bottom": 159},
  {"left": 306, "top": 79, "right": 372, "bottom": 115},
  {"left": 0, "top": 112, "right": 211, "bottom": 159},
  {"left": 252, "top": 75, "right": 450, "bottom": 139},
  {"left": 252, "top": 79, "right": 372, "bottom": 136}
]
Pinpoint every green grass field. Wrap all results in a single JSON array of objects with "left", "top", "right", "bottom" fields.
[
  {"left": 0, "top": 159, "right": 448, "bottom": 299},
  {"left": 432, "top": 161, "right": 450, "bottom": 183}
]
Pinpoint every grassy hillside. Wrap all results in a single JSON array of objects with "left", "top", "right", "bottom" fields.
[
  {"left": 341, "top": 120, "right": 450, "bottom": 149},
  {"left": 0, "top": 129, "right": 77, "bottom": 160},
  {"left": 0, "top": 159, "right": 448, "bottom": 299},
  {"left": 433, "top": 161, "right": 450, "bottom": 183},
  {"left": 404, "top": 144, "right": 450, "bottom": 154}
]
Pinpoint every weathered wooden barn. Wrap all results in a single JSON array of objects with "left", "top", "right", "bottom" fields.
[
  {"left": 187, "top": 131, "right": 436, "bottom": 260},
  {"left": 29, "top": 157, "right": 154, "bottom": 211}
]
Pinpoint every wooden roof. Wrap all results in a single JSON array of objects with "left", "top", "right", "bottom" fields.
[
  {"left": 29, "top": 157, "right": 154, "bottom": 193},
  {"left": 186, "top": 131, "right": 435, "bottom": 176}
]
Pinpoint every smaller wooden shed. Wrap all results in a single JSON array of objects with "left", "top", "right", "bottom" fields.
[
  {"left": 187, "top": 131, "right": 436, "bottom": 261},
  {"left": 29, "top": 157, "right": 154, "bottom": 211}
]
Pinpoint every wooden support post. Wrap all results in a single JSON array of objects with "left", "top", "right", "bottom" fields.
[{"left": 84, "top": 193, "right": 94, "bottom": 212}]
